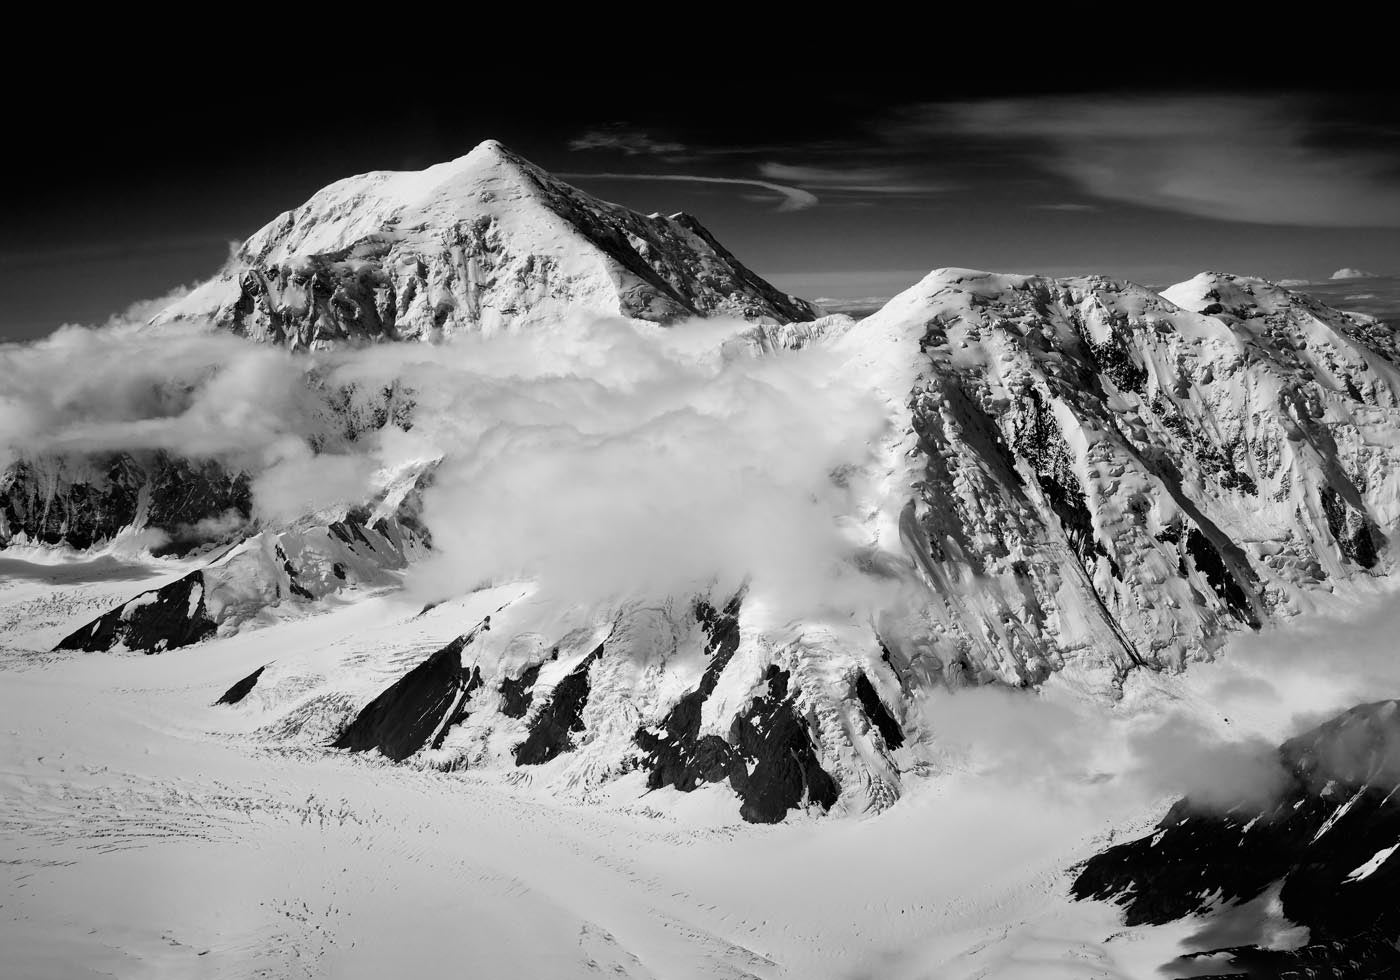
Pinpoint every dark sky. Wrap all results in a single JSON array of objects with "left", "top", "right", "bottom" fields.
[{"left": 3, "top": 64, "right": 1397, "bottom": 340}]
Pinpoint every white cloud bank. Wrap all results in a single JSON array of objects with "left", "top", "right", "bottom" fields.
[{"left": 0, "top": 314, "right": 890, "bottom": 616}]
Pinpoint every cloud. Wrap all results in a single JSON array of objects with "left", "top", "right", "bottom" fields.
[
  {"left": 1031, "top": 202, "right": 1100, "bottom": 212},
  {"left": 315, "top": 315, "right": 890, "bottom": 613},
  {"left": 758, "top": 162, "right": 955, "bottom": 196},
  {"left": 914, "top": 597, "right": 1400, "bottom": 817},
  {"left": 909, "top": 94, "right": 1400, "bottom": 227},
  {"left": 1, "top": 311, "right": 891, "bottom": 620},
  {"left": 1125, "top": 714, "right": 1290, "bottom": 813},
  {"left": 559, "top": 172, "right": 819, "bottom": 211},
  {"left": 251, "top": 449, "right": 380, "bottom": 524},
  {"left": 0, "top": 321, "right": 319, "bottom": 466},
  {"left": 568, "top": 129, "right": 687, "bottom": 156},
  {"left": 1186, "top": 588, "right": 1400, "bottom": 731}
]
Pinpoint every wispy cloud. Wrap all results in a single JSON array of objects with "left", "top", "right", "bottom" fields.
[
  {"left": 568, "top": 129, "right": 687, "bottom": 156},
  {"left": 558, "top": 172, "right": 819, "bottom": 212},
  {"left": 758, "top": 162, "right": 955, "bottom": 196},
  {"left": 906, "top": 94, "right": 1400, "bottom": 227}
]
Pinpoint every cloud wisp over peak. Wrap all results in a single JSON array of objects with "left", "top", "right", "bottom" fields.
[
  {"left": 758, "top": 162, "right": 956, "bottom": 197},
  {"left": 557, "top": 172, "right": 819, "bottom": 212},
  {"left": 568, "top": 128, "right": 687, "bottom": 157}
]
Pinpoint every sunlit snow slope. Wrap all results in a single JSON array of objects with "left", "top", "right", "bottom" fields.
[{"left": 157, "top": 140, "right": 820, "bottom": 347}]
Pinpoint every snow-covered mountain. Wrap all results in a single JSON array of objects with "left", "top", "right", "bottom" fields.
[
  {"left": 156, "top": 140, "right": 820, "bottom": 347},
  {"left": 56, "top": 462, "right": 433, "bottom": 654},
  {"left": 50, "top": 260, "right": 1400, "bottom": 825},
  {"left": 854, "top": 268, "right": 1400, "bottom": 685},
  {"left": 0, "top": 143, "right": 819, "bottom": 555}
]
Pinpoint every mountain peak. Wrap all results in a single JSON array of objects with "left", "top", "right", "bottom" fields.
[
  {"left": 467, "top": 137, "right": 511, "bottom": 158},
  {"left": 1161, "top": 271, "right": 1304, "bottom": 316},
  {"left": 156, "top": 145, "right": 818, "bottom": 346},
  {"left": 453, "top": 138, "right": 544, "bottom": 184}
]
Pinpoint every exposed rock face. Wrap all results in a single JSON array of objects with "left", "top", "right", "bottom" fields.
[
  {"left": 0, "top": 373, "right": 415, "bottom": 555},
  {"left": 725, "top": 665, "right": 841, "bottom": 824},
  {"left": 333, "top": 626, "right": 488, "bottom": 762},
  {"left": 156, "top": 140, "right": 819, "bottom": 349},
  {"left": 57, "top": 572, "right": 217, "bottom": 653},
  {"left": 215, "top": 664, "right": 267, "bottom": 706},
  {"left": 632, "top": 598, "right": 845, "bottom": 823},
  {"left": 0, "top": 451, "right": 251, "bottom": 554},
  {"left": 325, "top": 594, "right": 849, "bottom": 823},
  {"left": 635, "top": 597, "right": 746, "bottom": 793},
  {"left": 513, "top": 642, "right": 605, "bottom": 766},
  {"left": 1073, "top": 700, "right": 1400, "bottom": 976},
  {"left": 1174, "top": 928, "right": 1400, "bottom": 979}
]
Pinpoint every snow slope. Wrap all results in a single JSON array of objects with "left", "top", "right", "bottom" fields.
[
  {"left": 11, "top": 542, "right": 1400, "bottom": 978},
  {"left": 156, "top": 140, "right": 819, "bottom": 348},
  {"left": 0, "top": 554, "right": 1219, "bottom": 980}
]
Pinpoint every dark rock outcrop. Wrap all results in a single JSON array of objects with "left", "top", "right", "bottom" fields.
[
  {"left": 332, "top": 623, "right": 488, "bottom": 762},
  {"left": 56, "top": 572, "right": 216, "bottom": 653},
  {"left": 1172, "top": 925, "right": 1400, "bottom": 979},
  {"left": 635, "top": 597, "right": 840, "bottom": 824},
  {"left": 215, "top": 664, "right": 267, "bottom": 705},
  {"left": 513, "top": 643, "right": 604, "bottom": 766},
  {"left": 57, "top": 504, "right": 427, "bottom": 655},
  {"left": 1, "top": 451, "right": 251, "bottom": 554},
  {"left": 727, "top": 666, "right": 841, "bottom": 824},
  {"left": 499, "top": 663, "right": 544, "bottom": 718},
  {"left": 635, "top": 597, "right": 745, "bottom": 792},
  {"left": 1073, "top": 700, "right": 1400, "bottom": 975},
  {"left": 854, "top": 672, "right": 904, "bottom": 750}
]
